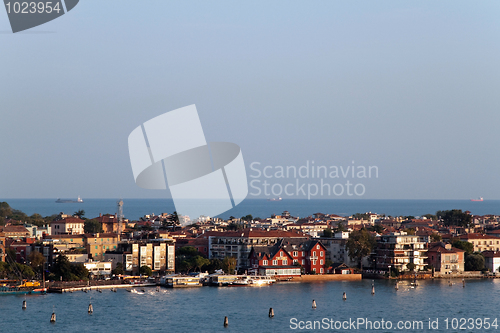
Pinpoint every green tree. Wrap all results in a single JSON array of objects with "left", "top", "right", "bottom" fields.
[
  {"left": 190, "top": 256, "right": 210, "bottom": 272},
  {"left": 403, "top": 228, "right": 415, "bottom": 235},
  {"left": 451, "top": 240, "right": 474, "bottom": 255},
  {"left": 437, "top": 210, "right": 472, "bottom": 227},
  {"left": 74, "top": 210, "right": 85, "bottom": 218},
  {"left": 52, "top": 255, "right": 73, "bottom": 281},
  {"left": 112, "top": 262, "right": 124, "bottom": 275},
  {"left": 430, "top": 233, "right": 442, "bottom": 242},
  {"left": 406, "top": 262, "right": 416, "bottom": 272},
  {"left": 322, "top": 228, "right": 333, "bottom": 238},
  {"left": 0, "top": 202, "right": 12, "bottom": 218},
  {"left": 241, "top": 214, "right": 253, "bottom": 222},
  {"left": 367, "top": 224, "right": 385, "bottom": 233},
  {"left": 84, "top": 219, "right": 103, "bottom": 234},
  {"left": 29, "top": 213, "right": 46, "bottom": 227},
  {"left": 465, "top": 253, "right": 485, "bottom": 271},
  {"left": 203, "top": 259, "right": 223, "bottom": 273},
  {"left": 346, "top": 229, "right": 376, "bottom": 269},
  {"left": 139, "top": 265, "right": 153, "bottom": 276},
  {"left": 71, "top": 263, "right": 89, "bottom": 280},
  {"left": 222, "top": 256, "right": 237, "bottom": 274},
  {"left": 27, "top": 251, "right": 45, "bottom": 277}
]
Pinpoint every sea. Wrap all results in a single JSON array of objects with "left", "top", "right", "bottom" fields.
[
  {"left": 2, "top": 198, "right": 499, "bottom": 222},
  {"left": 1, "top": 279, "right": 500, "bottom": 332}
]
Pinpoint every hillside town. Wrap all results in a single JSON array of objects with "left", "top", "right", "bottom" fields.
[{"left": 1, "top": 202, "right": 500, "bottom": 289}]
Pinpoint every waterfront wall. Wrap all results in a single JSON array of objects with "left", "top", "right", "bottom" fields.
[
  {"left": 293, "top": 274, "right": 362, "bottom": 282},
  {"left": 433, "top": 271, "right": 484, "bottom": 278}
]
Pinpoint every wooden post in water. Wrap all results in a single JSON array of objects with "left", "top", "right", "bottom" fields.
[
  {"left": 50, "top": 312, "right": 56, "bottom": 323},
  {"left": 343, "top": 292, "right": 347, "bottom": 301},
  {"left": 371, "top": 284, "right": 375, "bottom": 295},
  {"left": 312, "top": 300, "right": 317, "bottom": 308},
  {"left": 395, "top": 281, "right": 398, "bottom": 290},
  {"left": 88, "top": 303, "right": 93, "bottom": 314},
  {"left": 462, "top": 279, "right": 465, "bottom": 288},
  {"left": 224, "top": 316, "right": 229, "bottom": 327},
  {"left": 22, "top": 300, "right": 27, "bottom": 310},
  {"left": 269, "top": 308, "right": 274, "bottom": 318}
]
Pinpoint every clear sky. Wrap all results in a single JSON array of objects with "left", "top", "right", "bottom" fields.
[{"left": 1, "top": 1, "right": 499, "bottom": 200}]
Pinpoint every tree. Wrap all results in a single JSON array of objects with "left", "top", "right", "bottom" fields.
[
  {"left": 430, "top": 233, "right": 442, "bottom": 242},
  {"left": 437, "top": 210, "right": 472, "bottom": 227},
  {"left": 222, "top": 256, "right": 237, "bottom": 274},
  {"left": 368, "top": 224, "right": 385, "bottom": 233},
  {"left": 112, "top": 262, "right": 124, "bottom": 275},
  {"left": 465, "top": 253, "right": 485, "bottom": 271},
  {"left": 139, "top": 265, "right": 153, "bottom": 276},
  {"left": 203, "top": 259, "right": 223, "bottom": 273},
  {"left": 451, "top": 240, "right": 474, "bottom": 255},
  {"left": 84, "top": 219, "right": 103, "bottom": 234},
  {"left": 190, "top": 256, "right": 210, "bottom": 272},
  {"left": 403, "top": 228, "right": 415, "bottom": 235},
  {"left": 27, "top": 251, "right": 45, "bottom": 277},
  {"left": 241, "top": 214, "right": 253, "bottom": 222},
  {"left": 346, "top": 229, "right": 376, "bottom": 269},
  {"left": 406, "top": 262, "right": 416, "bottom": 272},
  {"left": 74, "top": 210, "right": 85, "bottom": 218},
  {"left": 322, "top": 228, "right": 333, "bottom": 238}
]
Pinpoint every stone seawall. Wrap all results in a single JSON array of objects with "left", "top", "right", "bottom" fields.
[{"left": 292, "top": 274, "right": 362, "bottom": 282}]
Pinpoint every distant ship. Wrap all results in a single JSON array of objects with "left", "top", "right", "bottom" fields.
[
  {"left": 470, "top": 197, "right": 483, "bottom": 202},
  {"left": 56, "top": 196, "right": 83, "bottom": 203},
  {"left": 267, "top": 197, "right": 282, "bottom": 202}
]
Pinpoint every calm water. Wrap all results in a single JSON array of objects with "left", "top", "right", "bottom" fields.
[
  {"left": 1, "top": 279, "right": 499, "bottom": 332},
  {"left": 2, "top": 198, "right": 500, "bottom": 221}
]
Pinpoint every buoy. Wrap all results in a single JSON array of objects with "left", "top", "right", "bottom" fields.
[
  {"left": 156, "top": 286, "right": 160, "bottom": 292},
  {"left": 312, "top": 300, "right": 317, "bottom": 309},
  {"left": 395, "top": 281, "right": 399, "bottom": 290},
  {"left": 343, "top": 292, "right": 347, "bottom": 301},
  {"left": 88, "top": 303, "right": 93, "bottom": 314},
  {"left": 224, "top": 316, "right": 229, "bottom": 327},
  {"left": 269, "top": 307, "right": 274, "bottom": 318},
  {"left": 50, "top": 312, "right": 56, "bottom": 323},
  {"left": 449, "top": 280, "right": 452, "bottom": 286},
  {"left": 98, "top": 289, "right": 102, "bottom": 293},
  {"left": 371, "top": 284, "right": 375, "bottom": 295},
  {"left": 22, "top": 300, "right": 27, "bottom": 310},
  {"left": 462, "top": 279, "right": 465, "bottom": 288}
]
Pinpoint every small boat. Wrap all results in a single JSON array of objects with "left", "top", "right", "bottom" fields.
[
  {"left": 267, "top": 197, "right": 282, "bottom": 202},
  {"left": 470, "top": 197, "right": 483, "bottom": 202}
]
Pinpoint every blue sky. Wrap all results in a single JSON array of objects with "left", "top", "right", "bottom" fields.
[{"left": 1, "top": 1, "right": 499, "bottom": 199}]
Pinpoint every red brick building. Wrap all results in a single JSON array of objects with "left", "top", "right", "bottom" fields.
[{"left": 248, "top": 239, "right": 328, "bottom": 276}]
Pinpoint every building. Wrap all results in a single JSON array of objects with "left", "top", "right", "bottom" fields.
[
  {"left": 109, "top": 239, "right": 175, "bottom": 274},
  {"left": 0, "top": 231, "right": 5, "bottom": 262},
  {"left": 248, "top": 243, "right": 301, "bottom": 278},
  {"left": 93, "top": 214, "right": 120, "bottom": 233},
  {"left": 206, "top": 229, "right": 309, "bottom": 270},
  {"left": 84, "top": 260, "right": 112, "bottom": 277},
  {"left": 459, "top": 233, "right": 500, "bottom": 252},
  {"left": 51, "top": 217, "right": 85, "bottom": 235},
  {"left": 483, "top": 251, "right": 500, "bottom": 273},
  {"left": 0, "top": 225, "right": 30, "bottom": 239},
  {"left": 427, "top": 243, "right": 465, "bottom": 273},
  {"left": 84, "top": 233, "right": 119, "bottom": 261},
  {"left": 281, "top": 239, "right": 328, "bottom": 274},
  {"left": 374, "top": 232, "right": 428, "bottom": 272}
]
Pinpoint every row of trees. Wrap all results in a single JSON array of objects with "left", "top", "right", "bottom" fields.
[{"left": 176, "top": 246, "right": 237, "bottom": 274}]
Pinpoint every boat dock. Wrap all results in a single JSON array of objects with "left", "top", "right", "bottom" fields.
[{"left": 48, "top": 282, "right": 157, "bottom": 293}]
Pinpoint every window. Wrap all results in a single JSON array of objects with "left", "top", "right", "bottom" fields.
[
  {"left": 283, "top": 259, "right": 287, "bottom": 265},
  {"left": 320, "top": 251, "right": 323, "bottom": 257},
  {"left": 293, "top": 251, "right": 298, "bottom": 257},
  {"left": 302, "top": 259, "right": 305, "bottom": 265},
  {"left": 263, "top": 260, "right": 268, "bottom": 266},
  {"left": 320, "top": 260, "right": 323, "bottom": 265},
  {"left": 316, "top": 245, "right": 320, "bottom": 249},
  {"left": 313, "top": 251, "right": 316, "bottom": 257},
  {"left": 302, "top": 251, "right": 305, "bottom": 256},
  {"left": 320, "top": 268, "right": 324, "bottom": 274},
  {"left": 272, "top": 260, "right": 277, "bottom": 266},
  {"left": 95, "top": 246, "right": 98, "bottom": 249}
]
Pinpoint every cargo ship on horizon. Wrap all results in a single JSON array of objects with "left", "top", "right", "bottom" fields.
[
  {"left": 56, "top": 196, "right": 83, "bottom": 203},
  {"left": 470, "top": 197, "right": 483, "bottom": 202}
]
